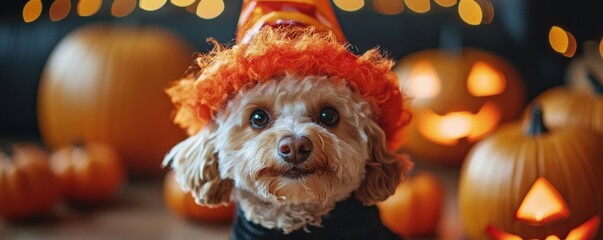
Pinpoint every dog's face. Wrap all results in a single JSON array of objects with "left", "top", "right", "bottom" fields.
[
  {"left": 215, "top": 75, "right": 371, "bottom": 205},
  {"left": 165, "top": 75, "right": 404, "bottom": 208}
]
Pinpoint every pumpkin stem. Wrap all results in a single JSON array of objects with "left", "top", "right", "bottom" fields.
[
  {"left": 586, "top": 71, "right": 603, "bottom": 94},
  {"left": 525, "top": 104, "right": 549, "bottom": 136}
]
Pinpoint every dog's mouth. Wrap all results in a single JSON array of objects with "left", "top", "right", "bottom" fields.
[
  {"left": 260, "top": 165, "right": 332, "bottom": 179},
  {"left": 282, "top": 167, "right": 314, "bottom": 179}
]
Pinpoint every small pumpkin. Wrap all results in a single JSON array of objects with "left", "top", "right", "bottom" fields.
[
  {"left": 50, "top": 142, "right": 126, "bottom": 206},
  {"left": 0, "top": 144, "right": 60, "bottom": 220},
  {"left": 163, "top": 171, "right": 235, "bottom": 223},
  {"left": 395, "top": 48, "right": 526, "bottom": 165},
  {"left": 38, "top": 24, "right": 191, "bottom": 176},
  {"left": 378, "top": 171, "right": 444, "bottom": 238},
  {"left": 459, "top": 105, "right": 603, "bottom": 240}
]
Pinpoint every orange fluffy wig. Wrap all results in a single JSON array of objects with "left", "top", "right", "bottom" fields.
[{"left": 166, "top": 27, "right": 411, "bottom": 149}]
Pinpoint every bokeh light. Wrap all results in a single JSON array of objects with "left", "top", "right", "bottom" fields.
[
  {"left": 458, "top": 0, "right": 482, "bottom": 25},
  {"left": 404, "top": 0, "right": 430, "bottom": 13},
  {"left": 333, "top": 0, "right": 364, "bottom": 12},
  {"left": 458, "top": 0, "right": 494, "bottom": 25},
  {"left": 562, "top": 31, "right": 577, "bottom": 57},
  {"left": 599, "top": 38, "right": 603, "bottom": 59},
  {"left": 185, "top": 0, "right": 198, "bottom": 13},
  {"left": 372, "top": 0, "right": 404, "bottom": 15},
  {"left": 140, "top": 0, "right": 167, "bottom": 11},
  {"left": 22, "top": 0, "right": 43, "bottom": 23},
  {"left": 49, "top": 0, "right": 71, "bottom": 21},
  {"left": 195, "top": 0, "right": 224, "bottom": 19},
  {"left": 435, "top": 0, "right": 457, "bottom": 8},
  {"left": 112, "top": 0, "right": 137, "bottom": 17},
  {"left": 78, "top": 0, "right": 102, "bottom": 16},
  {"left": 171, "top": 0, "right": 195, "bottom": 7},
  {"left": 549, "top": 26, "right": 577, "bottom": 57}
]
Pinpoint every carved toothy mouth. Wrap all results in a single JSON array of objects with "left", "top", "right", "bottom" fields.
[
  {"left": 417, "top": 101, "right": 501, "bottom": 145},
  {"left": 486, "top": 215, "right": 600, "bottom": 240}
]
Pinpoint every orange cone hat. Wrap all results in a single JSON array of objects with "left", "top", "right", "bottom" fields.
[
  {"left": 166, "top": 0, "right": 411, "bottom": 150},
  {"left": 236, "top": 0, "right": 346, "bottom": 44}
]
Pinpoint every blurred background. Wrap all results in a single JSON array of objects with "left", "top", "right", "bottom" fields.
[
  {"left": 1, "top": 0, "right": 602, "bottom": 139},
  {"left": 1, "top": 0, "right": 602, "bottom": 239}
]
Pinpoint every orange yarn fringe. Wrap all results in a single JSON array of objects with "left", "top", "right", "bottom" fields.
[{"left": 166, "top": 27, "right": 411, "bottom": 149}]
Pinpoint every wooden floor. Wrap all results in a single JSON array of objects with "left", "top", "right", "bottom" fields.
[{"left": 0, "top": 162, "right": 466, "bottom": 240}]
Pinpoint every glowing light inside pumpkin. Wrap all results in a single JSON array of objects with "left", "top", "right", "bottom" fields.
[
  {"left": 439, "top": 113, "right": 471, "bottom": 139},
  {"left": 458, "top": 0, "right": 482, "bottom": 25},
  {"left": 599, "top": 38, "right": 603, "bottom": 59},
  {"left": 111, "top": 0, "right": 136, "bottom": 17},
  {"left": 418, "top": 102, "right": 500, "bottom": 145},
  {"left": 487, "top": 215, "right": 601, "bottom": 240},
  {"left": 435, "top": 0, "right": 457, "bottom": 7},
  {"left": 333, "top": 0, "right": 364, "bottom": 12},
  {"left": 23, "top": 0, "right": 43, "bottom": 23},
  {"left": 549, "top": 26, "right": 577, "bottom": 58},
  {"left": 140, "top": 0, "right": 168, "bottom": 11},
  {"left": 195, "top": 0, "right": 224, "bottom": 19},
  {"left": 171, "top": 0, "right": 196, "bottom": 7},
  {"left": 486, "top": 225, "right": 522, "bottom": 240},
  {"left": 49, "top": 0, "right": 71, "bottom": 21},
  {"left": 78, "top": 0, "right": 102, "bottom": 16},
  {"left": 467, "top": 61, "right": 506, "bottom": 97},
  {"left": 566, "top": 215, "right": 600, "bottom": 240},
  {"left": 407, "top": 61, "right": 440, "bottom": 99},
  {"left": 516, "top": 177, "right": 570, "bottom": 224},
  {"left": 404, "top": 0, "right": 430, "bottom": 13},
  {"left": 372, "top": 0, "right": 404, "bottom": 15}
]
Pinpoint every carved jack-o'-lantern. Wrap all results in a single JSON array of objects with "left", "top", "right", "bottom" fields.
[
  {"left": 395, "top": 49, "right": 525, "bottom": 164},
  {"left": 459, "top": 105, "right": 603, "bottom": 240}
]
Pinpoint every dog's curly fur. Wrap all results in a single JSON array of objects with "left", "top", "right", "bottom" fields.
[
  {"left": 164, "top": 27, "right": 412, "bottom": 234},
  {"left": 165, "top": 75, "right": 412, "bottom": 233}
]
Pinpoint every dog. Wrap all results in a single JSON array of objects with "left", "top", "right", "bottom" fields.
[{"left": 163, "top": 27, "right": 412, "bottom": 239}]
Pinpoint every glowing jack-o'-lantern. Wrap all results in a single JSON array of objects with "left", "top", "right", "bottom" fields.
[
  {"left": 459, "top": 105, "right": 603, "bottom": 240},
  {"left": 395, "top": 49, "right": 525, "bottom": 164}
]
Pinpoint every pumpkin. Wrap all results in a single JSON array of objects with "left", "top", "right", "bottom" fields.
[
  {"left": 459, "top": 105, "right": 603, "bottom": 240},
  {"left": 163, "top": 171, "right": 235, "bottom": 223},
  {"left": 534, "top": 74, "right": 603, "bottom": 134},
  {"left": 395, "top": 48, "right": 525, "bottom": 165},
  {"left": 0, "top": 144, "right": 60, "bottom": 220},
  {"left": 38, "top": 24, "right": 191, "bottom": 177},
  {"left": 50, "top": 142, "right": 126, "bottom": 206},
  {"left": 378, "top": 171, "right": 444, "bottom": 238}
]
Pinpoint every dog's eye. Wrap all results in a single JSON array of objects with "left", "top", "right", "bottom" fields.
[
  {"left": 250, "top": 109, "right": 270, "bottom": 129},
  {"left": 319, "top": 107, "right": 339, "bottom": 127}
]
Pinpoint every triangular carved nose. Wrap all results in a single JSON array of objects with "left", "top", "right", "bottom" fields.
[{"left": 516, "top": 177, "right": 570, "bottom": 225}]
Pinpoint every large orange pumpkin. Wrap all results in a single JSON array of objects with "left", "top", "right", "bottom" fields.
[
  {"left": 38, "top": 24, "right": 191, "bottom": 177},
  {"left": 459, "top": 105, "right": 603, "bottom": 240},
  {"left": 50, "top": 142, "right": 126, "bottom": 206},
  {"left": 378, "top": 171, "right": 444, "bottom": 238},
  {"left": 395, "top": 48, "right": 525, "bottom": 165},
  {"left": 0, "top": 144, "right": 60, "bottom": 220},
  {"left": 163, "top": 171, "right": 235, "bottom": 223}
]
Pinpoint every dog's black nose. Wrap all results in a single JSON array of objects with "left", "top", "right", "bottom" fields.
[{"left": 277, "top": 136, "right": 312, "bottom": 165}]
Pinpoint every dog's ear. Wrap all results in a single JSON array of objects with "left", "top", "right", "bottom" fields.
[
  {"left": 355, "top": 120, "right": 412, "bottom": 206},
  {"left": 163, "top": 122, "right": 234, "bottom": 206}
]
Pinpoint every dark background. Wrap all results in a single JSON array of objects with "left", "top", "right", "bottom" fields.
[{"left": 1, "top": 0, "right": 602, "bottom": 139}]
